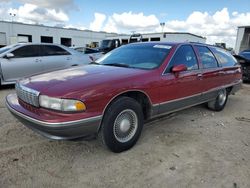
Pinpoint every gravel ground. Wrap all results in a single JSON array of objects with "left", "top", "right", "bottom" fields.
[{"left": 0, "top": 84, "right": 249, "bottom": 188}]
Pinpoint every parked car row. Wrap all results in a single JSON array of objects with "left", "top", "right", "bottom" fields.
[
  {"left": 0, "top": 43, "right": 101, "bottom": 87},
  {"left": 6, "top": 42, "right": 242, "bottom": 152}
]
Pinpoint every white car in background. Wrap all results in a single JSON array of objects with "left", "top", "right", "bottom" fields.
[
  {"left": 72, "top": 47, "right": 103, "bottom": 61},
  {"left": 0, "top": 43, "right": 92, "bottom": 86}
]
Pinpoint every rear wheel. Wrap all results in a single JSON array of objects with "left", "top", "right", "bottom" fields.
[
  {"left": 100, "top": 97, "right": 144, "bottom": 153},
  {"left": 207, "top": 89, "right": 228, "bottom": 111}
]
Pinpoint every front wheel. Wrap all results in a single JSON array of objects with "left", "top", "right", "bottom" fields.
[
  {"left": 100, "top": 97, "right": 144, "bottom": 153},
  {"left": 207, "top": 89, "right": 228, "bottom": 111}
]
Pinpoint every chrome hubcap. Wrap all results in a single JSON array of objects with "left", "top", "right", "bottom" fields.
[
  {"left": 113, "top": 109, "right": 138, "bottom": 143},
  {"left": 119, "top": 119, "right": 131, "bottom": 132},
  {"left": 218, "top": 90, "right": 227, "bottom": 106}
]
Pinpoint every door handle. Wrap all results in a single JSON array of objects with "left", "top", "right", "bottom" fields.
[
  {"left": 197, "top": 73, "right": 203, "bottom": 80},
  {"left": 35, "top": 59, "right": 40, "bottom": 62},
  {"left": 66, "top": 57, "right": 72, "bottom": 60},
  {"left": 218, "top": 71, "right": 225, "bottom": 75}
]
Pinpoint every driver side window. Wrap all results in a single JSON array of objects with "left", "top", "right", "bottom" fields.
[
  {"left": 165, "top": 45, "right": 198, "bottom": 73},
  {"left": 12, "top": 45, "right": 40, "bottom": 58}
]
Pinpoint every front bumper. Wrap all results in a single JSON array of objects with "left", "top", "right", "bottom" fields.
[{"left": 6, "top": 94, "right": 102, "bottom": 140}]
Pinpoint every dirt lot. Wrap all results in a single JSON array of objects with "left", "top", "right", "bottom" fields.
[{"left": 0, "top": 84, "right": 249, "bottom": 188}]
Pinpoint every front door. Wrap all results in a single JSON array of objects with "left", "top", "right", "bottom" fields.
[
  {"left": 158, "top": 44, "right": 203, "bottom": 114},
  {"left": 1, "top": 45, "right": 43, "bottom": 82}
]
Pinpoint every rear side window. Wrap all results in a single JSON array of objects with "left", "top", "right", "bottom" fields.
[
  {"left": 84, "top": 48, "right": 98, "bottom": 54},
  {"left": 165, "top": 45, "right": 198, "bottom": 73},
  {"left": 196, "top": 46, "right": 218, "bottom": 69},
  {"left": 12, "top": 45, "right": 40, "bottom": 58},
  {"left": 210, "top": 47, "right": 237, "bottom": 67},
  {"left": 41, "top": 45, "right": 70, "bottom": 56}
]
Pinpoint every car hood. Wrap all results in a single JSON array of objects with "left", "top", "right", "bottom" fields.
[
  {"left": 19, "top": 64, "right": 148, "bottom": 98},
  {"left": 234, "top": 55, "right": 250, "bottom": 63}
]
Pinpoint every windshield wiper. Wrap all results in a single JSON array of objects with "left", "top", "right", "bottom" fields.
[{"left": 103, "top": 63, "right": 130, "bottom": 68}]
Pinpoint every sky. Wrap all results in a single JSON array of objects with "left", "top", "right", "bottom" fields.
[{"left": 0, "top": 0, "right": 250, "bottom": 48}]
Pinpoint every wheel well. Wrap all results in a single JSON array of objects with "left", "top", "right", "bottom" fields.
[
  {"left": 226, "top": 86, "right": 233, "bottom": 94},
  {"left": 105, "top": 91, "right": 152, "bottom": 121}
]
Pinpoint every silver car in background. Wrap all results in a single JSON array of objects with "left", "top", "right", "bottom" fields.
[
  {"left": 0, "top": 43, "right": 92, "bottom": 86},
  {"left": 72, "top": 47, "right": 103, "bottom": 61}
]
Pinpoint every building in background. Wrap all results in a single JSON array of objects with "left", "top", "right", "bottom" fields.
[
  {"left": 0, "top": 20, "right": 206, "bottom": 48},
  {"left": 0, "top": 21, "right": 115, "bottom": 48},
  {"left": 106, "top": 32, "right": 206, "bottom": 44},
  {"left": 235, "top": 26, "right": 250, "bottom": 54}
]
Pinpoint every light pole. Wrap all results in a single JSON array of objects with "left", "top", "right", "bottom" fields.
[
  {"left": 9, "top": 12, "right": 16, "bottom": 22},
  {"left": 160, "top": 22, "right": 165, "bottom": 33},
  {"left": 131, "top": 31, "right": 136, "bottom": 35},
  {"left": 9, "top": 12, "right": 16, "bottom": 44}
]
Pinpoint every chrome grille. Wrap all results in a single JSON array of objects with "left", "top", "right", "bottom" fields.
[{"left": 16, "top": 83, "right": 40, "bottom": 107}]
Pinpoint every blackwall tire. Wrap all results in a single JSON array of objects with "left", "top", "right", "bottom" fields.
[
  {"left": 100, "top": 96, "right": 144, "bottom": 153},
  {"left": 207, "top": 89, "right": 228, "bottom": 111}
]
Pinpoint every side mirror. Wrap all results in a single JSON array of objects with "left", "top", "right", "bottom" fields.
[
  {"left": 172, "top": 64, "right": 187, "bottom": 73},
  {"left": 5, "top": 53, "right": 14, "bottom": 59}
]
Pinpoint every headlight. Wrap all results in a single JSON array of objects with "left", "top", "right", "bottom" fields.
[{"left": 39, "top": 95, "right": 86, "bottom": 112}]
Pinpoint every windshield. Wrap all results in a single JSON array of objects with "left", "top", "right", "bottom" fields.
[
  {"left": 74, "top": 47, "right": 85, "bottom": 53},
  {"left": 0, "top": 44, "right": 21, "bottom": 54},
  {"left": 96, "top": 44, "right": 173, "bottom": 70},
  {"left": 100, "top": 40, "right": 112, "bottom": 48}
]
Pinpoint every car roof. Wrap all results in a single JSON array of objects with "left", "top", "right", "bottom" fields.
[
  {"left": 127, "top": 42, "right": 180, "bottom": 46},
  {"left": 125, "top": 41, "right": 212, "bottom": 48},
  {"left": 17, "top": 43, "right": 65, "bottom": 46}
]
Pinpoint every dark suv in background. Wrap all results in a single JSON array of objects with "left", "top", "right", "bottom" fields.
[{"left": 235, "top": 49, "right": 250, "bottom": 82}]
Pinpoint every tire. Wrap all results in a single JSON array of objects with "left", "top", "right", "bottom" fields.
[
  {"left": 207, "top": 89, "right": 228, "bottom": 111},
  {"left": 100, "top": 96, "right": 144, "bottom": 153}
]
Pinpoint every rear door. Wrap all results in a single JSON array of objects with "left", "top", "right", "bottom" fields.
[
  {"left": 194, "top": 45, "right": 221, "bottom": 101},
  {"left": 1, "top": 45, "right": 43, "bottom": 82},
  {"left": 40, "top": 45, "right": 73, "bottom": 72},
  {"left": 159, "top": 44, "right": 203, "bottom": 114}
]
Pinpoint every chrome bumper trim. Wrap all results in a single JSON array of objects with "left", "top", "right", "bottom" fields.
[
  {"left": 6, "top": 100, "right": 102, "bottom": 128},
  {"left": 6, "top": 94, "right": 102, "bottom": 140}
]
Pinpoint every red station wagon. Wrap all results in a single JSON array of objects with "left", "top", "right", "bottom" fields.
[{"left": 6, "top": 42, "right": 242, "bottom": 152}]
